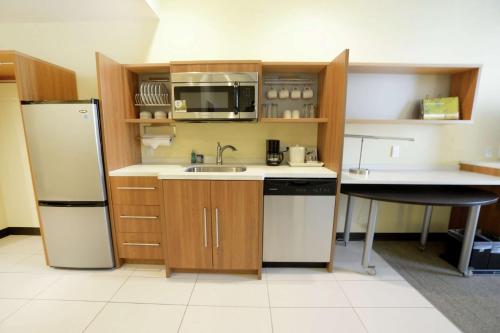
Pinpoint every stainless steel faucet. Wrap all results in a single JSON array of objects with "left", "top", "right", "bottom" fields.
[{"left": 216, "top": 142, "right": 237, "bottom": 165}]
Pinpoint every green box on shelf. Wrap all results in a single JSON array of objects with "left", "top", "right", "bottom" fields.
[{"left": 421, "top": 96, "right": 459, "bottom": 120}]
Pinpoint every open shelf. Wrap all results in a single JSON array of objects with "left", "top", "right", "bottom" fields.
[
  {"left": 346, "top": 119, "right": 473, "bottom": 125},
  {"left": 260, "top": 118, "right": 328, "bottom": 123},
  {"left": 349, "top": 62, "right": 480, "bottom": 75},
  {"left": 346, "top": 63, "right": 481, "bottom": 124},
  {"left": 125, "top": 118, "right": 175, "bottom": 124}
]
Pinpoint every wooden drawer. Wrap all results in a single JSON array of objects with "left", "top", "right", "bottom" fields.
[
  {"left": 114, "top": 205, "right": 162, "bottom": 233},
  {"left": 110, "top": 177, "right": 160, "bottom": 205},
  {"left": 117, "top": 233, "right": 163, "bottom": 260}
]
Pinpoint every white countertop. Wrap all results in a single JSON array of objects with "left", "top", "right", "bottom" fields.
[
  {"left": 341, "top": 169, "right": 500, "bottom": 185},
  {"left": 109, "top": 164, "right": 337, "bottom": 180}
]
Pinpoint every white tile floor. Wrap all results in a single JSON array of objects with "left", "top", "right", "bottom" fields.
[{"left": 0, "top": 235, "right": 461, "bottom": 333}]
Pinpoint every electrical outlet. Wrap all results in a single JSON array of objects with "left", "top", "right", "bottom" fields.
[
  {"left": 484, "top": 146, "right": 493, "bottom": 159},
  {"left": 391, "top": 145, "right": 400, "bottom": 158}
]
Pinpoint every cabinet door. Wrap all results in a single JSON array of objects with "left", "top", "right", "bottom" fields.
[
  {"left": 317, "top": 49, "right": 349, "bottom": 173},
  {"left": 211, "top": 181, "right": 262, "bottom": 270},
  {"left": 163, "top": 180, "right": 212, "bottom": 269}
]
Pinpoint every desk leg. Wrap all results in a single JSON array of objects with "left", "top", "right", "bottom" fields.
[
  {"left": 362, "top": 200, "right": 378, "bottom": 275},
  {"left": 419, "top": 206, "right": 433, "bottom": 251},
  {"left": 341, "top": 195, "right": 354, "bottom": 246},
  {"left": 458, "top": 205, "right": 481, "bottom": 277}
]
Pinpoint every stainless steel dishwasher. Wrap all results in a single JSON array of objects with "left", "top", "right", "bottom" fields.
[{"left": 263, "top": 178, "right": 336, "bottom": 263}]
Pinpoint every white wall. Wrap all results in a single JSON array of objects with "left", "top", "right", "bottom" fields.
[
  {"left": 0, "top": 18, "right": 158, "bottom": 228},
  {"left": 0, "top": 84, "right": 39, "bottom": 228},
  {"left": 0, "top": 19, "right": 158, "bottom": 98},
  {"left": 1, "top": 0, "right": 499, "bottom": 233},
  {"left": 147, "top": 0, "right": 500, "bottom": 233}
]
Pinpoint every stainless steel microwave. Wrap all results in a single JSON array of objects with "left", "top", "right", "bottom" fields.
[{"left": 171, "top": 72, "right": 258, "bottom": 121}]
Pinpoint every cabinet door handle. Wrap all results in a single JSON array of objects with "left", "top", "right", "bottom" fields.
[
  {"left": 120, "top": 215, "right": 158, "bottom": 220},
  {"left": 123, "top": 242, "right": 160, "bottom": 247},
  {"left": 215, "top": 208, "right": 220, "bottom": 248},
  {"left": 116, "top": 186, "right": 156, "bottom": 190},
  {"left": 203, "top": 207, "right": 208, "bottom": 247}
]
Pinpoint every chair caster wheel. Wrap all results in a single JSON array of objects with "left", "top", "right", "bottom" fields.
[
  {"left": 365, "top": 266, "right": 376, "bottom": 276},
  {"left": 463, "top": 270, "right": 473, "bottom": 277}
]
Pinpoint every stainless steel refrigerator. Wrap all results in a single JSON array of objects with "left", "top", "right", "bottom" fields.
[{"left": 22, "top": 100, "right": 114, "bottom": 268}]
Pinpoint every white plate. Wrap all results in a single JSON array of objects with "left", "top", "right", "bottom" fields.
[
  {"left": 154, "top": 83, "right": 161, "bottom": 104},
  {"left": 287, "top": 161, "right": 324, "bottom": 167},
  {"left": 140, "top": 82, "right": 147, "bottom": 104},
  {"left": 146, "top": 82, "right": 153, "bottom": 104}
]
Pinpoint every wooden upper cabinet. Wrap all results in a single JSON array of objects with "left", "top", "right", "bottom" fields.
[
  {"left": 210, "top": 181, "right": 262, "bottom": 270},
  {"left": 170, "top": 60, "right": 261, "bottom": 73},
  {"left": 95, "top": 52, "right": 141, "bottom": 172},
  {"left": 163, "top": 180, "right": 213, "bottom": 269},
  {"left": 317, "top": 49, "right": 349, "bottom": 174},
  {"left": 0, "top": 50, "right": 77, "bottom": 100}
]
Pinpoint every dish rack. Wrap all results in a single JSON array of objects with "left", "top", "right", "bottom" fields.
[{"left": 135, "top": 79, "right": 170, "bottom": 106}]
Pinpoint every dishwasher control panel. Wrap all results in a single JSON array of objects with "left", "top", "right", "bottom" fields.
[{"left": 264, "top": 178, "right": 337, "bottom": 196}]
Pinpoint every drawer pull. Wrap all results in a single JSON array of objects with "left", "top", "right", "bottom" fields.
[
  {"left": 123, "top": 242, "right": 160, "bottom": 247},
  {"left": 120, "top": 215, "right": 159, "bottom": 220},
  {"left": 215, "top": 208, "right": 220, "bottom": 248},
  {"left": 116, "top": 186, "right": 156, "bottom": 190}
]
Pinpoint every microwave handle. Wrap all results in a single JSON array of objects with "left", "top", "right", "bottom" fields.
[{"left": 233, "top": 82, "right": 239, "bottom": 115}]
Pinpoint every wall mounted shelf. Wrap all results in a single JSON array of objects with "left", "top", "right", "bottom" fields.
[
  {"left": 125, "top": 118, "right": 175, "bottom": 124},
  {"left": 260, "top": 118, "right": 328, "bottom": 123},
  {"left": 346, "top": 119, "right": 473, "bottom": 125}
]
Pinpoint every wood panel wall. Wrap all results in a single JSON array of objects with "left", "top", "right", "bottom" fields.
[{"left": 449, "top": 185, "right": 500, "bottom": 237}]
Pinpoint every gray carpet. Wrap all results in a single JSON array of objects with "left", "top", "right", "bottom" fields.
[{"left": 374, "top": 241, "right": 500, "bottom": 333}]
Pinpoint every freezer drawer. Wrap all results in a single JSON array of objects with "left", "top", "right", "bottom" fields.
[
  {"left": 39, "top": 205, "right": 114, "bottom": 268},
  {"left": 263, "top": 195, "right": 335, "bottom": 262}
]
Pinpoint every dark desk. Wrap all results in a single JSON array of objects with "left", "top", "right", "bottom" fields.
[{"left": 341, "top": 184, "right": 498, "bottom": 276}]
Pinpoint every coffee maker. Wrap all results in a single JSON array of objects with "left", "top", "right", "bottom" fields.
[{"left": 266, "top": 139, "right": 286, "bottom": 166}]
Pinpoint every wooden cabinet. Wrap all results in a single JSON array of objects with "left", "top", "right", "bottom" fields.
[
  {"left": 163, "top": 180, "right": 213, "bottom": 269},
  {"left": 211, "top": 181, "right": 261, "bottom": 270},
  {"left": 163, "top": 180, "right": 263, "bottom": 276},
  {"left": 110, "top": 176, "right": 165, "bottom": 261}
]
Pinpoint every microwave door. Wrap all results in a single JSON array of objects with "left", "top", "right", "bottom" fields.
[{"left": 173, "top": 84, "right": 239, "bottom": 120}]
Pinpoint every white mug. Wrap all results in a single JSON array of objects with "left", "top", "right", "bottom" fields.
[
  {"left": 154, "top": 111, "right": 167, "bottom": 119},
  {"left": 292, "top": 109, "right": 300, "bottom": 119},
  {"left": 283, "top": 110, "right": 292, "bottom": 119},
  {"left": 302, "top": 87, "right": 314, "bottom": 99},
  {"left": 279, "top": 88, "right": 289, "bottom": 99},
  {"left": 290, "top": 87, "right": 301, "bottom": 99},
  {"left": 289, "top": 145, "right": 306, "bottom": 163},
  {"left": 267, "top": 87, "right": 278, "bottom": 99},
  {"left": 139, "top": 111, "right": 153, "bottom": 119}
]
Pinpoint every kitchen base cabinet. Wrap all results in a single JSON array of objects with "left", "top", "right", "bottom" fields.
[
  {"left": 110, "top": 176, "right": 166, "bottom": 263},
  {"left": 163, "top": 180, "right": 263, "bottom": 278},
  {"left": 163, "top": 180, "right": 213, "bottom": 270},
  {"left": 211, "top": 181, "right": 262, "bottom": 270}
]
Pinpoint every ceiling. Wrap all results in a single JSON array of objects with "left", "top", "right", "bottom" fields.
[{"left": 0, "top": 0, "right": 159, "bottom": 22}]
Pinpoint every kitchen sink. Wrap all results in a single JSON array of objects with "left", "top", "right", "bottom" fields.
[{"left": 185, "top": 166, "right": 247, "bottom": 173}]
